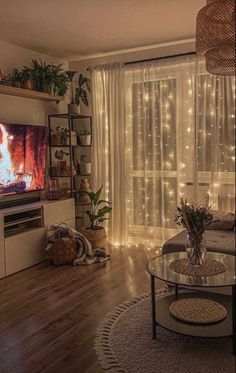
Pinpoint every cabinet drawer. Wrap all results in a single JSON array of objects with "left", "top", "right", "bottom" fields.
[
  {"left": 5, "top": 227, "right": 46, "bottom": 276},
  {"left": 43, "top": 199, "right": 75, "bottom": 226}
]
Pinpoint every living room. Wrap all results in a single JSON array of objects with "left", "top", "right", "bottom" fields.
[{"left": 0, "top": 1, "right": 235, "bottom": 372}]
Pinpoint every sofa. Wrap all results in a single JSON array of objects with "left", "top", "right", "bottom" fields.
[{"left": 162, "top": 228, "right": 235, "bottom": 256}]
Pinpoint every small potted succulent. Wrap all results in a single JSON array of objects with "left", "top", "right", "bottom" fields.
[
  {"left": 78, "top": 154, "right": 91, "bottom": 175},
  {"left": 80, "top": 185, "right": 112, "bottom": 250},
  {"left": 78, "top": 128, "right": 92, "bottom": 146},
  {"left": 66, "top": 71, "right": 91, "bottom": 114}
]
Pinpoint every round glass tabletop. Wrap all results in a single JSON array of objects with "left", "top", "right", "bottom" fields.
[{"left": 147, "top": 252, "right": 236, "bottom": 288}]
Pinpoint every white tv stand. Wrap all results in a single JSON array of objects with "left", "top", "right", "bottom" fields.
[{"left": 0, "top": 198, "right": 75, "bottom": 278}]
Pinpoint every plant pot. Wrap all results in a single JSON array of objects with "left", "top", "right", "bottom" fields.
[
  {"left": 78, "top": 163, "right": 91, "bottom": 175},
  {"left": 81, "top": 226, "right": 108, "bottom": 250},
  {"left": 51, "top": 134, "right": 61, "bottom": 146},
  {"left": 15, "top": 81, "right": 21, "bottom": 88},
  {"left": 68, "top": 103, "right": 79, "bottom": 114},
  {"left": 79, "top": 135, "right": 92, "bottom": 146},
  {"left": 23, "top": 79, "right": 34, "bottom": 90}
]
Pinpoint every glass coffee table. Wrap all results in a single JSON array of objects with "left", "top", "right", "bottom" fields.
[{"left": 146, "top": 252, "right": 236, "bottom": 355}]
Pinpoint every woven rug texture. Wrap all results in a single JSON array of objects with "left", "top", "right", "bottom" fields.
[{"left": 95, "top": 288, "right": 235, "bottom": 373}]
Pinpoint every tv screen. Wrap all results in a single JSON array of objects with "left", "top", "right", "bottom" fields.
[{"left": 0, "top": 123, "right": 47, "bottom": 196}]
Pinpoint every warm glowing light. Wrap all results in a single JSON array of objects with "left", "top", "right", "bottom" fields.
[{"left": 0, "top": 124, "right": 32, "bottom": 189}]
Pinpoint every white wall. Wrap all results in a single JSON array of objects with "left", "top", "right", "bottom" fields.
[
  {"left": 69, "top": 40, "right": 196, "bottom": 116},
  {"left": 0, "top": 40, "right": 68, "bottom": 125}
]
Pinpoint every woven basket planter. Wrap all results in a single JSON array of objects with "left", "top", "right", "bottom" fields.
[{"left": 81, "top": 226, "right": 108, "bottom": 250}]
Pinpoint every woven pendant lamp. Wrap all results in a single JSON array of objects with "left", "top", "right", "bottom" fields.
[{"left": 196, "top": 0, "right": 235, "bottom": 75}]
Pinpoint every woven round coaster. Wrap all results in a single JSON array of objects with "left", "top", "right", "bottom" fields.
[
  {"left": 169, "top": 258, "right": 226, "bottom": 277},
  {"left": 169, "top": 298, "right": 227, "bottom": 324}
]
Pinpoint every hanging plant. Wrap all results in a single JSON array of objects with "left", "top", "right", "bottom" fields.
[{"left": 66, "top": 71, "right": 91, "bottom": 106}]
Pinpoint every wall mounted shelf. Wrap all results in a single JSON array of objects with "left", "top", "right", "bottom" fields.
[{"left": 0, "top": 85, "right": 64, "bottom": 102}]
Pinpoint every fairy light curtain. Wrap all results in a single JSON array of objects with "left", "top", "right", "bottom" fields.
[
  {"left": 125, "top": 55, "right": 235, "bottom": 247},
  {"left": 92, "top": 56, "right": 235, "bottom": 247}
]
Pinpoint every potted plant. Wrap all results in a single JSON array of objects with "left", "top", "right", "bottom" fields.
[
  {"left": 66, "top": 71, "right": 91, "bottom": 114},
  {"left": 21, "top": 67, "right": 34, "bottom": 90},
  {"left": 22, "top": 59, "right": 69, "bottom": 95},
  {"left": 78, "top": 128, "right": 92, "bottom": 146},
  {"left": 80, "top": 185, "right": 112, "bottom": 250},
  {"left": 78, "top": 154, "right": 91, "bottom": 175},
  {"left": 12, "top": 69, "right": 23, "bottom": 88}
]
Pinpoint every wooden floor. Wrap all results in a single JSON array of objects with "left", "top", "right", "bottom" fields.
[{"left": 0, "top": 245, "right": 163, "bottom": 373}]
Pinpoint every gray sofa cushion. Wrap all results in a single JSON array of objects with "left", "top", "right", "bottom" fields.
[{"left": 162, "top": 229, "right": 235, "bottom": 256}]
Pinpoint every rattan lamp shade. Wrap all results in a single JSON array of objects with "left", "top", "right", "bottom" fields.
[{"left": 196, "top": 0, "right": 235, "bottom": 76}]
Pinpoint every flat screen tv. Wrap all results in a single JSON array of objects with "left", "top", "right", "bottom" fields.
[{"left": 0, "top": 123, "right": 47, "bottom": 196}]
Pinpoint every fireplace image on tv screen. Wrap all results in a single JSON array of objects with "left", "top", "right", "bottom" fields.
[{"left": 0, "top": 123, "right": 47, "bottom": 195}]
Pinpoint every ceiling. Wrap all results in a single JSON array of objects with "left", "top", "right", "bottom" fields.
[{"left": 0, "top": 0, "right": 205, "bottom": 60}]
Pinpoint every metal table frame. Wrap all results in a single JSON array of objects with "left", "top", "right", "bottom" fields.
[{"left": 150, "top": 273, "right": 236, "bottom": 355}]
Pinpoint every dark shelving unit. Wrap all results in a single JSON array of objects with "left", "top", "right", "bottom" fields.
[{"left": 48, "top": 113, "right": 92, "bottom": 202}]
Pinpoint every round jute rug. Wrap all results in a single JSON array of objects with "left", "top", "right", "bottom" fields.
[{"left": 94, "top": 288, "right": 235, "bottom": 373}]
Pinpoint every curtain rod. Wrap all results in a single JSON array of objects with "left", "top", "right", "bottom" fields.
[
  {"left": 124, "top": 51, "right": 197, "bottom": 66},
  {"left": 86, "top": 51, "right": 197, "bottom": 71}
]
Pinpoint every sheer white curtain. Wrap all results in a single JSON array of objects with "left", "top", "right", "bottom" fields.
[
  {"left": 91, "top": 63, "right": 127, "bottom": 245},
  {"left": 125, "top": 55, "right": 235, "bottom": 248},
  {"left": 92, "top": 56, "right": 235, "bottom": 248}
]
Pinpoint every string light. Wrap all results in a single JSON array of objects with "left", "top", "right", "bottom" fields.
[{"left": 123, "top": 64, "right": 235, "bottom": 246}]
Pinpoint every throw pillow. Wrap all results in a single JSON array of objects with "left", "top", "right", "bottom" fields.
[{"left": 207, "top": 210, "right": 235, "bottom": 230}]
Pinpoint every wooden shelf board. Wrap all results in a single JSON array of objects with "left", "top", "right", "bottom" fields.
[{"left": 0, "top": 85, "right": 64, "bottom": 102}]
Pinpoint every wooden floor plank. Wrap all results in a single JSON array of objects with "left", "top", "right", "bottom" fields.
[{"left": 0, "top": 245, "right": 163, "bottom": 373}]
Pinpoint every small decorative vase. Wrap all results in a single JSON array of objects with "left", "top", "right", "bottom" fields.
[
  {"left": 68, "top": 103, "right": 79, "bottom": 114},
  {"left": 185, "top": 233, "right": 207, "bottom": 267},
  {"left": 77, "top": 178, "right": 91, "bottom": 204},
  {"left": 51, "top": 134, "right": 61, "bottom": 146},
  {"left": 46, "top": 178, "right": 60, "bottom": 200},
  {"left": 60, "top": 134, "right": 68, "bottom": 146}
]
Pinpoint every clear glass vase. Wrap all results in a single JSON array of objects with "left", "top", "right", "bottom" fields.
[{"left": 185, "top": 233, "right": 207, "bottom": 267}]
